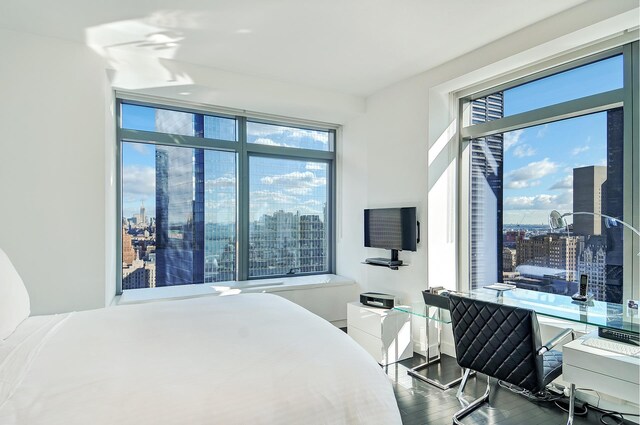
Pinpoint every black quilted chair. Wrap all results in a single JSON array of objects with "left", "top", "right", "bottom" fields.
[{"left": 448, "top": 294, "right": 575, "bottom": 424}]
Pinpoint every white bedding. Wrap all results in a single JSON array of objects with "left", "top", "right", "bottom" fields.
[{"left": 0, "top": 293, "right": 402, "bottom": 425}]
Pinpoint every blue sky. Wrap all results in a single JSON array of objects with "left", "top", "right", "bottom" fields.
[{"left": 501, "top": 54, "right": 622, "bottom": 225}]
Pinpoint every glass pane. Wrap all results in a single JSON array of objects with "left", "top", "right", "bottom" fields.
[
  {"left": 249, "top": 157, "right": 329, "bottom": 277},
  {"left": 247, "top": 121, "right": 333, "bottom": 151},
  {"left": 471, "top": 55, "right": 623, "bottom": 122},
  {"left": 121, "top": 142, "right": 236, "bottom": 289},
  {"left": 121, "top": 103, "right": 237, "bottom": 141},
  {"left": 204, "top": 115, "right": 237, "bottom": 141},
  {"left": 470, "top": 108, "right": 627, "bottom": 304}
]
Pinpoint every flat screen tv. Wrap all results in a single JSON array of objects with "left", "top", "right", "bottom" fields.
[{"left": 364, "top": 207, "right": 418, "bottom": 266}]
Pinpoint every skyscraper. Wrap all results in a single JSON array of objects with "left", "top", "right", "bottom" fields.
[
  {"left": 603, "top": 108, "right": 624, "bottom": 303},
  {"left": 572, "top": 165, "right": 607, "bottom": 236},
  {"left": 154, "top": 110, "right": 205, "bottom": 286},
  {"left": 470, "top": 93, "right": 504, "bottom": 288}
]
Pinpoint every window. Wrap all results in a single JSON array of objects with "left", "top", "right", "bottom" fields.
[
  {"left": 249, "top": 157, "right": 329, "bottom": 277},
  {"left": 462, "top": 44, "right": 639, "bottom": 304},
  {"left": 118, "top": 101, "right": 335, "bottom": 291}
]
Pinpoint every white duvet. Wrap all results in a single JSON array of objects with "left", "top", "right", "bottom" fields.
[{"left": 0, "top": 293, "right": 402, "bottom": 425}]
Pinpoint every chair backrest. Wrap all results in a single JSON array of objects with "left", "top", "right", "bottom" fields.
[{"left": 449, "top": 293, "right": 544, "bottom": 392}]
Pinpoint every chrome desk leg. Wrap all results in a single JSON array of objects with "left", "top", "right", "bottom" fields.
[
  {"left": 407, "top": 313, "right": 471, "bottom": 390},
  {"left": 566, "top": 383, "right": 575, "bottom": 425},
  {"left": 453, "top": 375, "right": 491, "bottom": 425}
]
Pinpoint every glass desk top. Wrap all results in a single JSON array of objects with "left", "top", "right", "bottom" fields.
[
  {"left": 393, "top": 303, "right": 452, "bottom": 324},
  {"left": 467, "top": 288, "right": 640, "bottom": 334}
]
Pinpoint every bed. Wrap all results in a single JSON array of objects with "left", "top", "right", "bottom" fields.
[{"left": 0, "top": 249, "right": 402, "bottom": 425}]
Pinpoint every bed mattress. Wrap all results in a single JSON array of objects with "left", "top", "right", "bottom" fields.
[{"left": 0, "top": 293, "right": 402, "bottom": 424}]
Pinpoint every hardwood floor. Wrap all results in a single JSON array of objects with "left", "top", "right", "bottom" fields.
[{"left": 384, "top": 354, "right": 636, "bottom": 425}]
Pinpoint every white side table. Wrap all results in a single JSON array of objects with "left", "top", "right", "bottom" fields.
[{"left": 347, "top": 302, "right": 412, "bottom": 365}]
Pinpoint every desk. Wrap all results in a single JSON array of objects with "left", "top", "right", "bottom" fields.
[
  {"left": 563, "top": 332, "right": 639, "bottom": 405},
  {"left": 393, "top": 303, "right": 468, "bottom": 389},
  {"left": 467, "top": 288, "right": 640, "bottom": 333}
]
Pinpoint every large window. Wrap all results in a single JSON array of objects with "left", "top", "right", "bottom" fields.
[
  {"left": 118, "top": 100, "right": 335, "bottom": 291},
  {"left": 462, "top": 43, "right": 639, "bottom": 304}
]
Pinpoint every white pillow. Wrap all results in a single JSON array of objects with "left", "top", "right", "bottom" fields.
[{"left": 0, "top": 248, "right": 31, "bottom": 340}]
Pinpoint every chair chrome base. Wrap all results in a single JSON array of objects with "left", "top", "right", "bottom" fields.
[
  {"left": 452, "top": 375, "right": 491, "bottom": 424},
  {"left": 566, "top": 383, "right": 575, "bottom": 425},
  {"left": 407, "top": 361, "right": 469, "bottom": 390},
  {"left": 452, "top": 374, "right": 577, "bottom": 425}
]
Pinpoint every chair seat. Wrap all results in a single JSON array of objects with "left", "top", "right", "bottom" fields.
[{"left": 542, "top": 349, "right": 563, "bottom": 387}]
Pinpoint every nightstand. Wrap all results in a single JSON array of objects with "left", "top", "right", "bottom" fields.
[{"left": 347, "top": 301, "right": 412, "bottom": 365}]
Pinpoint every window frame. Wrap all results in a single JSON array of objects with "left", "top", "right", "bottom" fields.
[
  {"left": 115, "top": 97, "right": 337, "bottom": 294},
  {"left": 457, "top": 41, "right": 639, "bottom": 301}
]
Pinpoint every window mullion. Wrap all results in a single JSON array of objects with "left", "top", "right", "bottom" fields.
[
  {"left": 237, "top": 117, "right": 249, "bottom": 282},
  {"left": 623, "top": 41, "right": 639, "bottom": 300},
  {"left": 462, "top": 89, "right": 624, "bottom": 140}
]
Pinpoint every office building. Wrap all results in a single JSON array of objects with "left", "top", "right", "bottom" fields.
[
  {"left": 470, "top": 93, "right": 504, "bottom": 289},
  {"left": 578, "top": 236, "right": 607, "bottom": 301},
  {"left": 603, "top": 108, "right": 625, "bottom": 303},
  {"left": 122, "top": 229, "right": 136, "bottom": 266},
  {"left": 516, "top": 234, "right": 582, "bottom": 282},
  {"left": 155, "top": 110, "right": 205, "bottom": 286},
  {"left": 573, "top": 166, "right": 607, "bottom": 237},
  {"left": 502, "top": 247, "right": 516, "bottom": 273},
  {"left": 299, "top": 214, "right": 326, "bottom": 273}
]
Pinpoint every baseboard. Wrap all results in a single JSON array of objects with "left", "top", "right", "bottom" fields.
[
  {"left": 440, "top": 341, "right": 456, "bottom": 357},
  {"left": 332, "top": 319, "right": 347, "bottom": 328}
]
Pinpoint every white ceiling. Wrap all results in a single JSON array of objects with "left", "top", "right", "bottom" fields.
[{"left": 0, "top": 0, "right": 589, "bottom": 96}]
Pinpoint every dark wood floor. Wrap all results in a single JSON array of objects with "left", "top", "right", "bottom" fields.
[{"left": 384, "top": 354, "right": 637, "bottom": 425}]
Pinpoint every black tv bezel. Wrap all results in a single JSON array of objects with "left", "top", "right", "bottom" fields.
[{"left": 364, "top": 207, "right": 417, "bottom": 252}]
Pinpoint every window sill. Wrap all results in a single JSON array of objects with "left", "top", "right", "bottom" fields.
[{"left": 115, "top": 274, "right": 355, "bottom": 306}]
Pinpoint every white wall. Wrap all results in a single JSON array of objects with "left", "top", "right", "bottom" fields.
[{"left": 0, "top": 28, "right": 110, "bottom": 314}]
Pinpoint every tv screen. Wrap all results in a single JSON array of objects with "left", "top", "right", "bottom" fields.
[{"left": 364, "top": 207, "right": 417, "bottom": 251}]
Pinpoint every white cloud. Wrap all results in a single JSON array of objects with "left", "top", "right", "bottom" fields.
[
  {"left": 250, "top": 190, "right": 297, "bottom": 205},
  {"left": 506, "top": 180, "right": 541, "bottom": 189},
  {"left": 122, "top": 165, "right": 155, "bottom": 200},
  {"left": 248, "top": 123, "right": 329, "bottom": 146},
  {"left": 305, "top": 163, "right": 325, "bottom": 171},
  {"left": 253, "top": 137, "right": 287, "bottom": 147},
  {"left": 536, "top": 124, "right": 549, "bottom": 138},
  {"left": 504, "top": 191, "right": 572, "bottom": 211},
  {"left": 571, "top": 145, "right": 590, "bottom": 156},
  {"left": 550, "top": 174, "right": 573, "bottom": 190},
  {"left": 506, "top": 158, "right": 558, "bottom": 188},
  {"left": 206, "top": 175, "right": 236, "bottom": 189},
  {"left": 504, "top": 129, "right": 524, "bottom": 151},
  {"left": 505, "top": 194, "right": 558, "bottom": 210},
  {"left": 261, "top": 171, "right": 326, "bottom": 188},
  {"left": 286, "top": 187, "right": 312, "bottom": 195},
  {"left": 513, "top": 144, "right": 536, "bottom": 158},
  {"left": 131, "top": 143, "right": 150, "bottom": 155}
]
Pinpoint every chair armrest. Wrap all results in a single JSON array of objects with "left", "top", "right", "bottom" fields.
[{"left": 537, "top": 328, "right": 574, "bottom": 355}]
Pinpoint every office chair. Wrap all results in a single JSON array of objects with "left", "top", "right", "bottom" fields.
[{"left": 448, "top": 294, "right": 575, "bottom": 425}]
